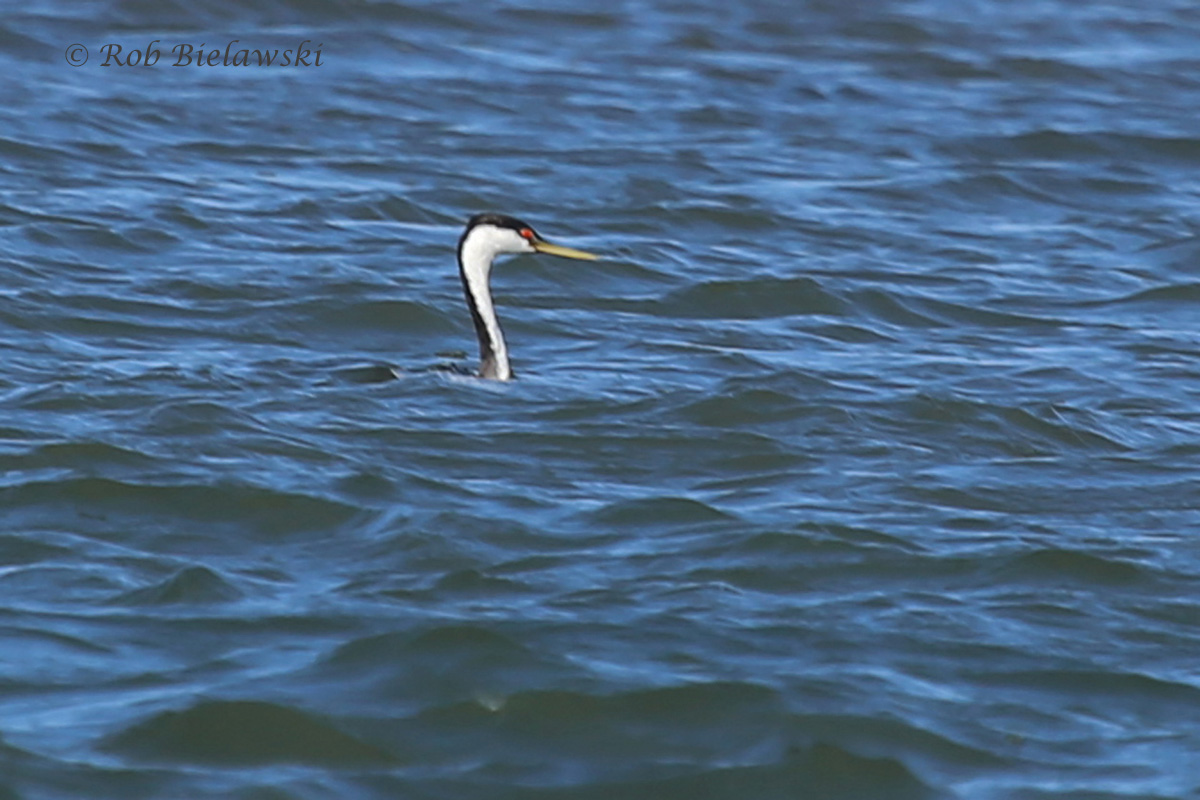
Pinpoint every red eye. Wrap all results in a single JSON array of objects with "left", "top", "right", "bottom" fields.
[{"left": 519, "top": 228, "right": 535, "bottom": 240}]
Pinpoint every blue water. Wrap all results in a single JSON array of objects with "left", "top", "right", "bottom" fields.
[{"left": 2, "top": 1, "right": 1200, "bottom": 798}]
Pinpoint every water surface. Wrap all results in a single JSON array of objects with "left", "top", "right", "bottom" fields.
[{"left": 2, "top": 1, "right": 1200, "bottom": 798}]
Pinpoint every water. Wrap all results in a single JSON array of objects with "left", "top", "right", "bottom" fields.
[{"left": 2, "top": 1, "right": 1200, "bottom": 797}]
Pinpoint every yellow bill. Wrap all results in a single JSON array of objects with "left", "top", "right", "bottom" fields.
[{"left": 532, "top": 240, "right": 599, "bottom": 261}]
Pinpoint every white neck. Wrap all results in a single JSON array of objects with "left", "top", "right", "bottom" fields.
[{"left": 458, "top": 230, "right": 513, "bottom": 381}]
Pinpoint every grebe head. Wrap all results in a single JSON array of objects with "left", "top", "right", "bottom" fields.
[{"left": 456, "top": 213, "right": 598, "bottom": 381}]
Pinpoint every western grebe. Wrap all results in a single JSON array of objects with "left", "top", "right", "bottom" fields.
[{"left": 457, "top": 213, "right": 598, "bottom": 381}]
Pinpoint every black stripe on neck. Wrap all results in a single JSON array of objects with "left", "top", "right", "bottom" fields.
[{"left": 457, "top": 260, "right": 495, "bottom": 372}]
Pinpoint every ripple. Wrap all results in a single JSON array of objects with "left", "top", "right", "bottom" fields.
[
  {"left": 306, "top": 625, "right": 574, "bottom": 712},
  {"left": 544, "top": 744, "right": 934, "bottom": 800},
  {"left": 102, "top": 700, "right": 394, "bottom": 766},
  {"left": 1, "top": 441, "right": 160, "bottom": 474},
  {"left": 0, "top": 136, "right": 67, "bottom": 164},
  {"left": 991, "top": 548, "right": 1153, "bottom": 586},
  {"left": 663, "top": 277, "right": 847, "bottom": 319},
  {"left": 586, "top": 496, "right": 734, "bottom": 528},
  {"left": 1106, "top": 281, "right": 1200, "bottom": 307},
  {"left": 114, "top": 566, "right": 246, "bottom": 606},
  {"left": 896, "top": 393, "right": 1133, "bottom": 457},
  {"left": 0, "top": 477, "right": 364, "bottom": 544}
]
